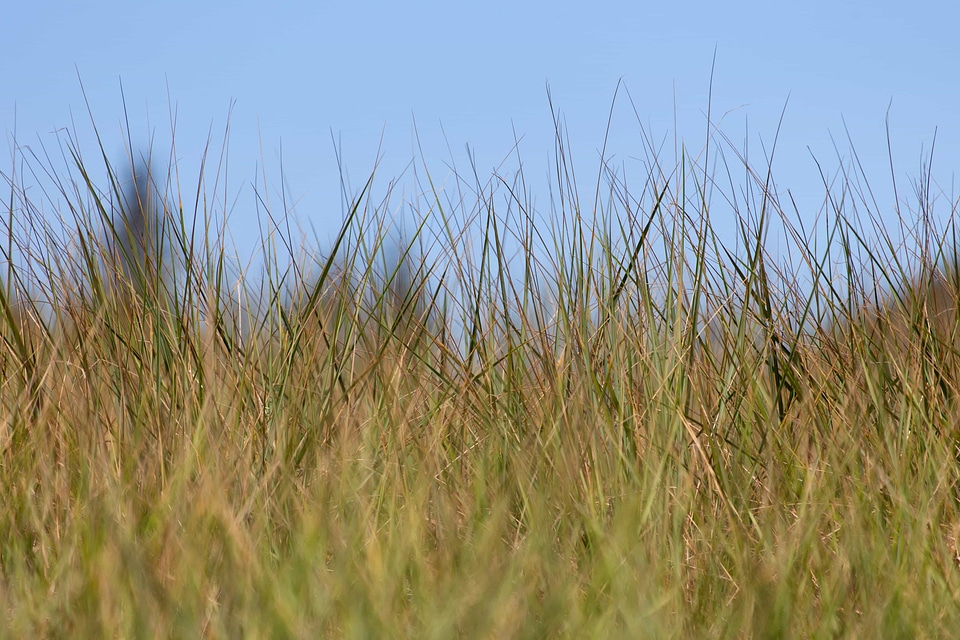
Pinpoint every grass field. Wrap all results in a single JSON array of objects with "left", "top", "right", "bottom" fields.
[{"left": 1, "top": 107, "right": 959, "bottom": 638}]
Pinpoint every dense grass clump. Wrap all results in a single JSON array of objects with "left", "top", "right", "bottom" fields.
[{"left": 1, "top": 105, "right": 959, "bottom": 638}]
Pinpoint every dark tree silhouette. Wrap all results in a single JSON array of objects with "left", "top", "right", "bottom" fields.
[{"left": 109, "top": 159, "right": 161, "bottom": 295}]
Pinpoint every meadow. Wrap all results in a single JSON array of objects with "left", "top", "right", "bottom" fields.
[{"left": 1, "top": 104, "right": 959, "bottom": 638}]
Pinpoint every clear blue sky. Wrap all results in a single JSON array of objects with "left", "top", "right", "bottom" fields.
[{"left": 4, "top": 0, "right": 958, "bottom": 267}]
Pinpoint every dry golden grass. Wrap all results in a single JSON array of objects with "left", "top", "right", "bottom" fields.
[{"left": 2, "top": 110, "right": 960, "bottom": 637}]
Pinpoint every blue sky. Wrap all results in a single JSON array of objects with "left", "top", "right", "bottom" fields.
[{"left": 4, "top": 0, "right": 958, "bottom": 268}]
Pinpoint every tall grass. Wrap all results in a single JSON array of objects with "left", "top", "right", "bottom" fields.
[{"left": 1, "top": 100, "right": 959, "bottom": 638}]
